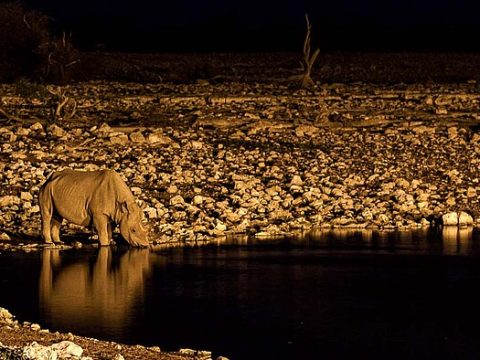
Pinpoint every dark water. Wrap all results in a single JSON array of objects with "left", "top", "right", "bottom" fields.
[{"left": 2, "top": 227, "right": 480, "bottom": 359}]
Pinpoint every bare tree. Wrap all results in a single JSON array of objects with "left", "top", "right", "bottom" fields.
[
  {"left": 46, "top": 32, "right": 80, "bottom": 84},
  {"left": 298, "top": 14, "right": 320, "bottom": 89}
]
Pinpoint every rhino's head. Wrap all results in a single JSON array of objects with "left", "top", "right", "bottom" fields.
[{"left": 118, "top": 201, "right": 149, "bottom": 247}]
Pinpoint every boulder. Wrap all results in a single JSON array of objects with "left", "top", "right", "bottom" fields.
[
  {"left": 442, "top": 212, "right": 458, "bottom": 226},
  {"left": 458, "top": 212, "right": 473, "bottom": 227}
]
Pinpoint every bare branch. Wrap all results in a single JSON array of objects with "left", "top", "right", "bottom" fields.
[{"left": 297, "top": 13, "right": 320, "bottom": 89}]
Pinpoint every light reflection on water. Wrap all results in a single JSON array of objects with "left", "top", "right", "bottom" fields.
[
  {"left": 2, "top": 227, "right": 480, "bottom": 359},
  {"left": 39, "top": 248, "right": 156, "bottom": 338}
]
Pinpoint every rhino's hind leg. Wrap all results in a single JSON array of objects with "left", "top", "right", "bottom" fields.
[
  {"left": 39, "top": 187, "right": 53, "bottom": 244},
  {"left": 93, "top": 215, "right": 111, "bottom": 246},
  {"left": 51, "top": 216, "right": 63, "bottom": 244}
]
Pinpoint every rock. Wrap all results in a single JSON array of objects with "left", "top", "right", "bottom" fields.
[
  {"left": 97, "top": 123, "right": 112, "bottom": 135},
  {"left": 179, "top": 349, "right": 212, "bottom": 360},
  {"left": 21, "top": 192, "right": 33, "bottom": 201},
  {"left": 112, "top": 355, "right": 125, "bottom": 360},
  {"left": 144, "top": 206, "right": 158, "bottom": 219},
  {"left": 51, "top": 341, "right": 83, "bottom": 358},
  {"left": 467, "top": 187, "right": 477, "bottom": 198},
  {"left": 167, "top": 185, "right": 178, "bottom": 194},
  {"left": 0, "top": 195, "right": 21, "bottom": 208},
  {"left": 30, "top": 122, "right": 44, "bottom": 131},
  {"left": 442, "top": 212, "right": 458, "bottom": 226},
  {"left": 190, "top": 140, "right": 203, "bottom": 150},
  {"left": 110, "top": 134, "right": 129, "bottom": 145},
  {"left": 215, "top": 220, "right": 227, "bottom": 232},
  {"left": 130, "top": 187, "right": 142, "bottom": 196},
  {"left": 17, "top": 127, "right": 31, "bottom": 136},
  {"left": 170, "top": 195, "right": 185, "bottom": 207},
  {"left": 193, "top": 195, "right": 204, "bottom": 205},
  {"left": 29, "top": 205, "right": 40, "bottom": 213},
  {"left": 47, "top": 124, "right": 66, "bottom": 138},
  {"left": 23, "top": 342, "right": 57, "bottom": 360},
  {"left": 458, "top": 212, "right": 473, "bottom": 227},
  {"left": 129, "top": 131, "right": 146, "bottom": 143},
  {"left": 147, "top": 132, "right": 175, "bottom": 146},
  {"left": 290, "top": 175, "right": 303, "bottom": 187},
  {"left": 295, "top": 125, "right": 319, "bottom": 137},
  {"left": 447, "top": 126, "right": 457, "bottom": 139},
  {"left": 0, "top": 307, "right": 14, "bottom": 323},
  {"left": 0, "top": 233, "right": 11, "bottom": 241},
  {"left": 30, "top": 323, "right": 41, "bottom": 331}
]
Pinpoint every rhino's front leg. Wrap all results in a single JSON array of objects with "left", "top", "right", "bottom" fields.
[
  {"left": 93, "top": 215, "right": 111, "bottom": 246},
  {"left": 107, "top": 222, "right": 113, "bottom": 242}
]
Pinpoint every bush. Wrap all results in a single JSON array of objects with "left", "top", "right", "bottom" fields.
[
  {"left": 0, "top": 3, "right": 50, "bottom": 81},
  {"left": 0, "top": 2, "right": 79, "bottom": 83}
]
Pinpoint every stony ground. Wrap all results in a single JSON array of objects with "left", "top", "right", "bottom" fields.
[
  {"left": 1, "top": 81, "right": 480, "bottom": 249},
  {"left": 0, "top": 308, "right": 211, "bottom": 360}
]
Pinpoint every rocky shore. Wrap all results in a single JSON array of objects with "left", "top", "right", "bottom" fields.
[
  {"left": 0, "top": 308, "right": 213, "bottom": 360},
  {"left": 1, "top": 81, "right": 480, "bottom": 248}
]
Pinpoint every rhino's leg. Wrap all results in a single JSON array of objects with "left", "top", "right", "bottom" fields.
[
  {"left": 51, "top": 216, "right": 63, "bottom": 244},
  {"left": 39, "top": 188, "right": 53, "bottom": 244},
  {"left": 93, "top": 215, "right": 110, "bottom": 246},
  {"left": 107, "top": 222, "right": 113, "bottom": 242}
]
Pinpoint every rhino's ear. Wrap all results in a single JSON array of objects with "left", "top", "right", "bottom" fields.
[
  {"left": 122, "top": 201, "right": 137, "bottom": 214},
  {"left": 121, "top": 201, "right": 130, "bottom": 214}
]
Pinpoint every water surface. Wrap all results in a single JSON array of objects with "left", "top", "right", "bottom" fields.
[{"left": 2, "top": 228, "right": 480, "bottom": 359}]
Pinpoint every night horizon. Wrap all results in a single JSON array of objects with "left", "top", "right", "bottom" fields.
[{"left": 18, "top": 0, "right": 480, "bottom": 52}]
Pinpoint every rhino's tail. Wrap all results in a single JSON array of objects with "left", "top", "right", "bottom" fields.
[{"left": 41, "top": 171, "right": 56, "bottom": 185}]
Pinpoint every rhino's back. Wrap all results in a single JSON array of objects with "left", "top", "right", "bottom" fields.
[{"left": 42, "top": 169, "right": 123, "bottom": 226}]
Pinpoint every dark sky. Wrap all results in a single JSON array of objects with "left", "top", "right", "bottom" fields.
[{"left": 19, "top": 0, "right": 480, "bottom": 52}]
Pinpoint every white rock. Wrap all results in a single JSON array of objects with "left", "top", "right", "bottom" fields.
[
  {"left": 167, "top": 185, "right": 178, "bottom": 194},
  {"left": 23, "top": 342, "right": 57, "bottom": 360},
  {"left": 170, "top": 195, "right": 185, "bottom": 207},
  {"left": 193, "top": 195, "right": 204, "bottom": 205},
  {"left": 110, "top": 134, "right": 129, "bottom": 145},
  {"left": 47, "top": 124, "right": 66, "bottom": 138},
  {"left": 290, "top": 175, "right": 303, "bottom": 186},
  {"left": 50, "top": 341, "right": 83, "bottom": 358},
  {"left": 0, "top": 195, "right": 21, "bottom": 208},
  {"left": 129, "top": 131, "right": 146, "bottom": 143},
  {"left": 21, "top": 192, "right": 33, "bottom": 201},
  {"left": 442, "top": 212, "right": 458, "bottom": 226},
  {"left": 190, "top": 140, "right": 203, "bottom": 150},
  {"left": 215, "top": 221, "right": 227, "bottom": 231},
  {"left": 144, "top": 207, "right": 158, "bottom": 219},
  {"left": 29, "top": 205, "right": 40, "bottom": 213},
  {"left": 147, "top": 132, "right": 174, "bottom": 145},
  {"left": 0, "top": 307, "right": 14, "bottom": 323},
  {"left": 30, "top": 122, "right": 44, "bottom": 131},
  {"left": 130, "top": 187, "right": 142, "bottom": 195},
  {"left": 458, "top": 212, "right": 473, "bottom": 227}
]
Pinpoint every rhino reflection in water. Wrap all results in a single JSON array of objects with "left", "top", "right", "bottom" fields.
[
  {"left": 39, "top": 248, "right": 152, "bottom": 332},
  {"left": 39, "top": 169, "right": 149, "bottom": 247}
]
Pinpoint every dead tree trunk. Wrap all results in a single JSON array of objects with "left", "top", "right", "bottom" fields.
[{"left": 299, "top": 14, "right": 320, "bottom": 89}]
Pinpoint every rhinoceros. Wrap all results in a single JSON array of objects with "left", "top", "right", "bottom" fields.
[{"left": 39, "top": 169, "right": 149, "bottom": 247}]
